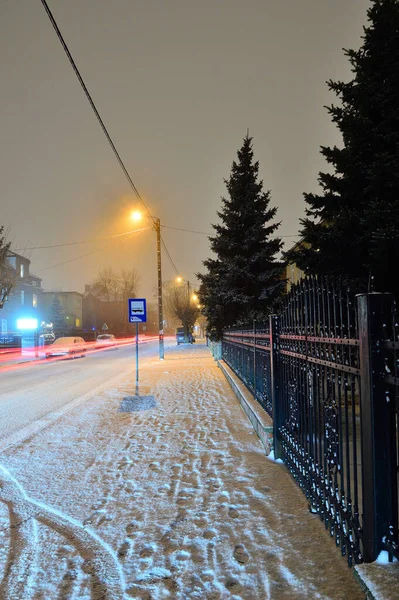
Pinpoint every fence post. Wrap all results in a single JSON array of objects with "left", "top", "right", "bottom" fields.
[
  {"left": 270, "top": 314, "right": 283, "bottom": 459},
  {"left": 357, "top": 292, "right": 397, "bottom": 562}
]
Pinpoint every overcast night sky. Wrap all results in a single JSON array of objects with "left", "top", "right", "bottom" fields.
[{"left": 0, "top": 0, "right": 370, "bottom": 300}]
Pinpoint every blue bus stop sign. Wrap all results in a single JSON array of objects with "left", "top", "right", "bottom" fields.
[{"left": 128, "top": 298, "right": 147, "bottom": 323}]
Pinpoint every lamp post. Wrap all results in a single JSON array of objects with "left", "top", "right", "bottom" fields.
[
  {"left": 131, "top": 210, "right": 164, "bottom": 360},
  {"left": 154, "top": 217, "right": 164, "bottom": 360}
]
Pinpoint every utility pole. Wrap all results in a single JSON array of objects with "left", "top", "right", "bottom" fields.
[
  {"left": 154, "top": 217, "right": 164, "bottom": 360},
  {"left": 187, "top": 280, "right": 191, "bottom": 342}
]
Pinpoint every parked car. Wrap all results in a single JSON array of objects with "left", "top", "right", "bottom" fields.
[
  {"left": 96, "top": 334, "right": 117, "bottom": 349},
  {"left": 45, "top": 336, "right": 86, "bottom": 359},
  {"left": 39, "top": 333, "right": 55, "bottom": 346},
  {"left": 176, "top": 327, "right": 195, "bottom": 345}
]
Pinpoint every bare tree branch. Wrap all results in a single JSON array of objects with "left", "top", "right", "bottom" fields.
[
  {"left": 163, "top": 281, "right": 200, "bottom": 338},
  {"left": 0, "top": 227, "right": 18, "bottom": 310}
]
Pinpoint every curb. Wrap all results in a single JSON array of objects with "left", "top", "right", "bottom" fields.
[
  {"left": 354, "top": 561, "right": 399, "bottom": 600},
  {"left": 217, "top": 359, "right": 273, "bottom": 454}
]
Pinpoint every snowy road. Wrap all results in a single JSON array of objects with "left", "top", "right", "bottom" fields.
[{"left": 0, "top": 339, "right": 171, "bottom": 446}]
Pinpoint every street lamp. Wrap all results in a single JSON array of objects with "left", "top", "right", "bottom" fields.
[{"left": 130, "top": 210, "right": 164, "bottom": 360}]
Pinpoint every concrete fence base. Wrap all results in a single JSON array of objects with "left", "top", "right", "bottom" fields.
[
  {"left": 218, "top": 359, "right": 273, "bottom": 454},
  {"left": 208, "top": 341, "right": 222, "bottom": 360}
]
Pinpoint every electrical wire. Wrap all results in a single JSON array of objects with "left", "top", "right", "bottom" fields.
[
  {"left": 13, "top": 224, "right": 299, "bottom": 252},
  {"left": 37, "top": 227, "right": 147, "bottom": 272},
  {"left": 161, "top": 239, "right": 180, "bottom": 276},
  {"left": 12, "top": 227, "right": 151, "bottom": 251},
  {"left": 39, "top": 0, "right": 180, "bottom": 276},
  {"left": 37, "top": 245, "right": 109, "bottom": 272},
  {"left": 161, "top": 225, "right": 300, "bottom": 238}
]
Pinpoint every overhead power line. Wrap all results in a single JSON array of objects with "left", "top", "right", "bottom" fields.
[
  {"left": 161, "top": 239, "right": 179, "bottom": 276},
  {"left": 162, "top": 225, "right": 300, "bottom": 238},
  {"left": 12, "top": 227, "right": 151, "bottom": 251},
  {"left": 13, "top": 225, "right": 300, "bottom": 252},
  {"left": 38, "top": 246, "right": 108, "bottom": 272},
  {"left": 39, "top": 0, "right": 179, "bottom": 275},
  {"left": 37, "top": 227, "right": 148, "bottom": 272}
]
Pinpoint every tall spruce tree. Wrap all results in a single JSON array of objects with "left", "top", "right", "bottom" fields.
[
  {"left": 286, "top": 0, "right": 399, "bottom": 298},
  {"left": 198, "top": 135, "right": 285, "bottom": 339}
]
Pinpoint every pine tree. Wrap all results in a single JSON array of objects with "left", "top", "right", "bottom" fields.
[
  {"left": 286, "top": 0, "right": 399, "bottom": 297},
  {"left": 50, "top": 295, "right": 66, "bottom": 330},
  {"left": 198, "top": 135, "right": 285, "bottom": 339}
]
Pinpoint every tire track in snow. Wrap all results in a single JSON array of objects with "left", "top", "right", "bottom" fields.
[
  {"left": 0, "top": 464, "right": 125, "bottom": 600},
  {"left": 0, "top": 467, "right": 38, "bottom": 600}
]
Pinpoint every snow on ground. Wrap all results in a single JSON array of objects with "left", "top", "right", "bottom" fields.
[{"left": 0, "top": 343, "right": 364, "bottom": 599}]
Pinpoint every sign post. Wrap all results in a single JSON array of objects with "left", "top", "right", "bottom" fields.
[{"left": 128, "top": 298, "right": 147, "bottom": 391}]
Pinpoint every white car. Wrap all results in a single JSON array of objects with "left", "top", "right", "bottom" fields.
[
  {"left": 45, "top": 336, "right": 87, "bottom": 359},
  {"left": 96, "top": 334, "right": 117, "bottom": 349}
]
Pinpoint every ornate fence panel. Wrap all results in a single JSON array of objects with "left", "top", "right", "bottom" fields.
[
  {"left": 222, "top": 323, "right": 272, "bottom": 417},
  {"left": 221, "top": 279, "right": 399, "bottom": 566},
  {"left": 278, "top": 278, "right": 363, "bottom": 565}
]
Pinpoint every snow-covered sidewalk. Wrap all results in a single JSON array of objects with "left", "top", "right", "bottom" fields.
[{"left": 0, "top": 343, "right": 364, "bottom": 599}]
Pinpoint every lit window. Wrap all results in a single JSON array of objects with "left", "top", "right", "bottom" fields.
[
  {"left": 20, "top": 290, "right": 25, "bottom": 305},
  {"left": 32, "top": 293, "right": 37, "bottom": 308},
  {"left": 76, "top": 318, "right": 81, "bottom": 327},
  {"left": 20, "top": 264, "right": 24, "bottom": 278}
]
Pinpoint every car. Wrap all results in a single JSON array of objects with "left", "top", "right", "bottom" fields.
[
  {"left": 96, "top": 334, "right": 117, "bottom": 349},
  {"left": 39, "top": 333, "right": 55, "bottom": 346},
  {"left": 176, "top": 329, "right": 185, "bottom": 345},
  {"left": 45, "top": 336, "right": 87, "bottom": 359},
  {"left": 176, "top": 328, "right": 195, "bottom": 345}
]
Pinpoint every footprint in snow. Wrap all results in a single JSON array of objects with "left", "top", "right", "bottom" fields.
[
  {"left": 118, "top": 539, "right": 131, "bottom": 558},
  {"left": 139, "top": 545, "right": 154, "bottom": 558},
  {"left": 233, "top": 544, "right": 249, "bottom": 564},
  {"left": 225, "top": 576, "right": 243, "bottom": 593},
  {"left": 228, "top": 506, "right": 240, "bottom": 519},
  {"left": 148, "top": 462, "right": 161, "bottom": 472}
]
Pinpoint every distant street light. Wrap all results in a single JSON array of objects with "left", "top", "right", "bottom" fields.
[{"left": 130, "top": 210, "right": 164, "bottom": 360}]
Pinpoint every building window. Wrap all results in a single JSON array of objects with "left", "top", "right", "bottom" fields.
[
  {"left": 32, "top": 293, "right": 37, "bottom": 308},
  {"left": 1, "top": 319, "right": 7, "bottom": 334},
  {"left": 76, "top": 318, "right": 81, "bottom": 327},
  {"left": 7, "top": 256, "right": 16, "bottom": 269},
  {"left": 20, "top": 264, "right": 24, "bottom": 278},
  {"left": 20, "top": 290, "right": 25, "bottom": 305}
]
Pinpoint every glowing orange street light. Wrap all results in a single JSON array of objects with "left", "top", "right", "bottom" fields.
[{"left": 130, "top": 210, "right": 142, "bottom": 223}]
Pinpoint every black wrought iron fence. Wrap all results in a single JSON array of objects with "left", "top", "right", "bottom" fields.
[
  {"left": 278, "top": 278, "right": 363, "bottom": 566},
  {"left": 222, "top": 278, "right": 399, "bottom": 566},
  {"left": 222, "top": 323, "right": 272, "bottom": 416}
]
